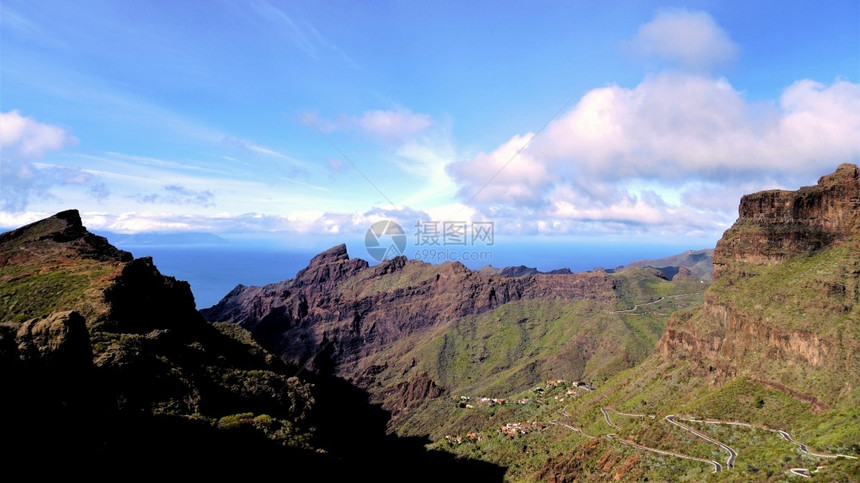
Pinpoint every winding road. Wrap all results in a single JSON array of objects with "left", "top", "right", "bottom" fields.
[
  {"left": 776, "top": 429, "right": 857, "bottom": 460},
  {"left": 611, "top": 409, "right": 656, "bottom": 419},
  {"left": 611, "top": 434, "right": 722, "bottom": 473},
  {"left": 611, "top": 293, "right": 698, "bottom": 314},
  {"left": 549, "top": 408, "right": 723, "bottom": 473},
  {"left": 544, "top": 407, "right": 854, "bottom": 476},
  {"left": 548, "top": 420, "right": 596, "bottom": 440},
  {"left": 682, "top": 417, "right": 857, "bottom": 460},
  {"left": 553, "top": 408, "right": 722, "bottom": 473},
  {"left": 789, "top": 468, "right": 811, "bottom": 478},
  {"left": 666, "top": 415, "right": 737, "bottom": 468},
  {"left": 601, "top": 407, "right": 619, "bottom": 429}
]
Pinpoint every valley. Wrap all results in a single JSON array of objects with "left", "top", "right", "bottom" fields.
[{"left": 1, "top": 164, "right": 857, "bottom": 481}]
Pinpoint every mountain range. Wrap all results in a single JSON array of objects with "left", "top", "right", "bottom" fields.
[{"left": 1, "top": 163, "right": 857, "bottom": 480}]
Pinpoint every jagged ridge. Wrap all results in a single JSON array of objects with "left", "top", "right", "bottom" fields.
[{"left": 0, "top": 210, "right": 509, "bottom": 479}]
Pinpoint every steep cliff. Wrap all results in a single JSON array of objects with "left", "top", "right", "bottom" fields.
[
  {"left": 661, "top": 164, "right": 859, "bottom": 409},
  {"left": 713, "top": 163, "right": 859, "bottom": 279},
  {"left": 203, "top": 251, "right": 620, "bottom": 370},
  {"left": 456, "top": 165, "right": 859, "bottom": 482},
  {"left": 0, "top": 210, "right": 322, "bottom": 468},
  {"left": 1, "top": 211, "right": 505, "bottom": 479}
]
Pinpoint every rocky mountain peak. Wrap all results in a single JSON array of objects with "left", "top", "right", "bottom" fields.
[
  {"left": 0, "top": 209, "right": 132, "bottom": 265},
  {"left": 713, "top": 163, "right": 859, "bottom": 279},
  {"left": 292, "top": 243, "right": 369, "bottom": 287},
  {"left": 308, "top": 243, "right": 350, "bottom": 266}
]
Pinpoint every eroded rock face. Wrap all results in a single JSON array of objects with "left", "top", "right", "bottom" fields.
[
  {"left": 202, "top": 252, "right": 618, "bottom": 378},
  {"left": 0, "top": 209, "right": 317, "bottom": 430},
  {"left": 713, "top": 163, "right": 859, "bottom": 280},
  {"left": 660, "top": 164, "right": 860, "bottom": 408},
  {"left": 390, "top": 371, "right": 445, "bottom": 409}
]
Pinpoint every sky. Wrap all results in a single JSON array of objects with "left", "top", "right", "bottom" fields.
[{"left": 1, "top": 1, "right": 859, "bottom": 253}]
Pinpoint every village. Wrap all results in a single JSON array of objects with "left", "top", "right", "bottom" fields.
[
  {"left": 455, "top": 379, "right": 594, "bottom": 409},
  {"left": 444, "top": 379, "right": 596, "bottom": 444}
]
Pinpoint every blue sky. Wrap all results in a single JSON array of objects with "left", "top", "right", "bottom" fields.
[{"left": 1, "top": 1, "right": 859, "bottom": 251}]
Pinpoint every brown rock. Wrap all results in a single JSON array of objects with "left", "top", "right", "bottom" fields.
[
  {"left": 714, "top": 163, "right": 859, "bottom": 279},
  {"left": 659, "top": 164, "right": 860, "bottom": 409},
  {"left": 15, "top": 311, "right": 91, "bottom": 366},
  {"left": 0, "top": 209, "right": 132, "bottom": 268},
  {"left": 202, "top": 250, "right": 618, "bottom": 378},
  {"left": 391, "top": 371, "right": 444, "bottom": 408},
  {"left": 671, "top": 267, "right": 692, "bottom": 281}
]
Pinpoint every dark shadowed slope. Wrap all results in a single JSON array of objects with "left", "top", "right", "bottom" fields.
[{"left": 0, "top": 210, "right": 506, "bottom": 480}]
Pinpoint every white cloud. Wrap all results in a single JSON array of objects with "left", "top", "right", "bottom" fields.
[
  {"left": 0, "top": 110, "right": 76, "bottom": 158},
  {"left": 248, "top": 0, "right": 358, "bottom": 67},
  {"left": 356, "top": 109, "right": 434, "bottom": 143},
  {"left": 220, "top": 136, "right": 313, "bottom": 173},
  {"left": 447, "top": 133, "right": 552, "bottom": 206},
  {"left": 72, "top": 205, "right": 433, "bottom": 236},
  {"left": 537, "top": 74, "right": 859, "bottom": 180},
  {"left": 0, "top": 210, "right": 51, "bottom": 229},
  {"left": 306, "top": 108, "right": 434, "bottom": 144},
  {"left": 394, "top": 134, "right": 459, "bottom": 206},
  {"left": 134, "top": 185, "right": 215, "bottom": 208},
  {"left": 0, "top": 111, "right": 88, "bottom": 211},
  {"left": 630, "top": 9, "right": 738, "bottom": 71},
  {"left": 447, "top": 74, "right": 860, "bottom": 237}
]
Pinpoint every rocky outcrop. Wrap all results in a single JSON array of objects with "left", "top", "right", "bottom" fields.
[
  {"left": 0, "top": 209, "right": 132, "bottom": 266},
  {"left": 713, "top": 163, "right": 859, "bottom": 279},
  {"left": 389, "top": 371, "right": 445, "bottom": 409},
  {"left": 0, "top": 211, "right": 508, "bottom": 479},
  {"left": 0, "top": 211, "right": 321, "bottom": 463},
  {"left": 500, "top": 265, "right": 541, "bottom": 277},
  {"left": 477, "top": 265, "right": 571, "bottom": 276},
  {"left": 293, "top": 243, "right": 369, "bottom": 288},
  {"left": 660, "top": 164, "right": 860, "bottom": 408},
  {"left": 100, "top": 256, "right": 206, "bottom": 334},
  {"left": 202, "top": 251, "right": 620, "bottom": 378},
  {"left": 14, "top": 311, "right": 91, "bottom": 367},
  {"left": 671, "top": 267, "right": 693, "bottom": 282}
]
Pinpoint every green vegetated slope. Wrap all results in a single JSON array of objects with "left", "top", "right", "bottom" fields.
[
  {"left": 0, "top": 211, "right": 508, "bottom": 480},
  {"left": 412, "top": 271, "right": 703, "bottom": 397},
  {"left": 619, "top": 248, "right": 715, "bottom": 281},
  {"left": 421, "top": 165, "right": 860, "bottom": 482},
  {"left": 202, "top": 244, "right": 709, "bottom": 437},
  {"left": 365, "top": 270, "right": 706, "bottom": 438}
]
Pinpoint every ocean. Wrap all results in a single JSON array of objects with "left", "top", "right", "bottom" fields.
[
  {"left": 117, "top": 245, "right": 317, "bottom": 309},
  {"left": 118, "top": 240, "right": 711, "bottom": 310}
]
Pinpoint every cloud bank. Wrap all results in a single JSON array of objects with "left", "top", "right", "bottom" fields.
[{"left": 447, "top": 10, "right": 860, "bottom": 237}]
